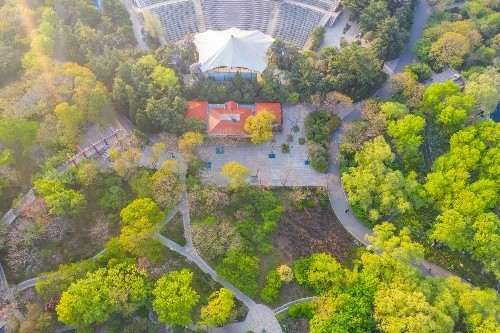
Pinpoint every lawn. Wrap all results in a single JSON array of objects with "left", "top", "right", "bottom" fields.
[{"left": 159, "top": 213, "right": 186, "bottom": 247}]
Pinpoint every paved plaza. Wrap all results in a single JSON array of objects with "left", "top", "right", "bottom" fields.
[{"left": 196, "top": 104, "right": 330, "bottom": 186}]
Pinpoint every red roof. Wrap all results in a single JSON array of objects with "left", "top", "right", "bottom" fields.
[
  {"left": 255, "top": 102, "right": 282, "bottom": 124},
  {"left": 186, "top": 101, "right": 208, "bottom": 122},
  {"left": 208, "top": 101, "right": 252, "bottom": 135}
]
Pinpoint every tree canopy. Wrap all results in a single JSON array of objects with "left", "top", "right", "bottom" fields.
[
  {"left": 244, "top": 110, "right": 275, "bottom": 144},
  {"left": 152, "top": 269, "right": 200, "bottom": 326}
]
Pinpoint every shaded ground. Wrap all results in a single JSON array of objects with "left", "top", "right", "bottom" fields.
[
  {"left": 273, "top": 203, "right": 359, "bottom": 265},
  {"left": 278, "top": 315, "right": 309, "bottom": 333},
  {"left": 0, "top": 196, "right": 121, "bottom": 284},
  {"left": 160, "top": 213, "right": 186, "bottom": 247}
]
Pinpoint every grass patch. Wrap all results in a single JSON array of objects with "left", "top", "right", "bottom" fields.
[{"left": 160, "top": 213, "right": 186, "bottom": 247}]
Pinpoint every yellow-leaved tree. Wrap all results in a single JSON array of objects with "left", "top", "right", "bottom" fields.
[
  {"left": 199, "top": 288, "right": 235, "bottom": 327},
  {"left": 244, "top": 110, "right": 275, "bottom": 144},
  {"left": 220, "top": 161, "right": 250, "bottom": 187}
]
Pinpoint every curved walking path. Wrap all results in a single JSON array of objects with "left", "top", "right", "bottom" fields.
[
  {"left": 273, "top": 297, "right": 316, "bottom": 314},
  {"left": 0, "top": 262, "right": 7, "bottom": 292},
  {"left": 327, "top": 111, "right": 453, "bottom": 278},
  {"left": 11, "top": 278, "right": 36, "bottom": 294},
  {"left": 157, "top": 192, "right": 283, "bottom": 333},
  {"left": 325, "top": 0, "right": 455, "bottom": 280},
  {"left": 120, "top": 0, "right": 149, "bottom": 50}
]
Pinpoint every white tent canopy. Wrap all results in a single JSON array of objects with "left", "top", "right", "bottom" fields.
[{"left": 193, "top": 27, "right": 275, "bottom": 73}]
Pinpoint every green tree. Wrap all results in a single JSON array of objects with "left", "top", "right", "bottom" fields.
[
  {"left": 115, "top": 198, "right": 165, "bottom": 261},
  {"left": 464, "top": 67, "right": 499, "bottom": 116},
  {"left": 34, "top": 178, "right": 87, "bottom": 216},
  {"left": 244, "top": 110, "right": 276, "bottom": 144},
  {"left": 220, "top": 161, "right": 250, "bottom": 187},
  {"left": 422, "top": 81, "right": 475, "bottom": 132},
  {"left": 429, "top": 32, "right": 471, "bottom": 69},
  {"left": 56, "top": 269, "right": 114, "bottom": 326},
  {"left": 294, "top": 253, "right": 345, "bottom": 294},
  {"left": 260, "top": 270, "right": 283, "bottom": 303},
  {"left": 373, "top": 282, "right": 455, "bottom": 333},
  {"left": 387, "top": 114, "right": 426, "bottom": 168},
  {"left": 319, "top": 44, "right": 382, "bottom": 99},
  {"left": 152, "top": 269, "right": 200, "bottom": 326},
  {"left": 55, "top": 262, "right": 149, "bottom": 326},
  {"left": 342, "top": 137, "right": 422, "bottom": 222},
  {"left": 0, "top": 118, "right": 39, "bottom": 152},
  {"left": 309, "top": 270, "right": 378, "bottom": 333},
  {"left": 445, "top": 277, "right": 500, "bottom": 332},
  {"left": 217, "top": 250, "right": 259, "bottom": 296},
  {"left": 150, "top": 66, "right": 179, "bottom": 91},
  {"left": 372, "top": 18, "right": 408, "bottom": 60},
  {"left": 359, "top": 0, "right": 389, "bottom": 33},
  {"left": 199, "top": 288, "right": 235, "bottom": 327},
  {"left": 431, "top": 210, "right": 471, "bottom": 250},
  {"left": 380, "top": 101, "right": 409, "bottom": 121},
  {"left": 54, "top": 102, "right": 84, "bottom": 147},
  {"left": 76, "top": 160, "right": 99, "bottom": 187},
  {"left": 368, "top": 223, "right": 425, "bottom": 264}
]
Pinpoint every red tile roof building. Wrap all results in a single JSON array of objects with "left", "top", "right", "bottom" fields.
[
  {"left": 255, "top": 102, "right": 282, "bottom": 125},
  {"left": 185, "top": 100, "right": 281, "bottom": 136},
  {"left": 185, "top": 101, "right": 209, "bottom": 120}
]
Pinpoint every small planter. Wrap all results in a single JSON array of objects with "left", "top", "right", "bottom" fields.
[{"left": 281, "top": 143, "right": 290, "bottom": 153}]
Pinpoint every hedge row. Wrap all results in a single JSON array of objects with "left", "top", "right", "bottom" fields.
[{"left": 305, "top": 110, "right": 340, "bottom": 172}]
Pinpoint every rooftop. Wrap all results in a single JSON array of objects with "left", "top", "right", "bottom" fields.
[{"left": 185, "top": 100, "right": 282, "bottom": 136}]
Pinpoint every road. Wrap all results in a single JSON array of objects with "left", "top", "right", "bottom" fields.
[
  {"left": 0, "top": 263, "right": 7, "bottom": 291},
  {"left": 394, "top": 0, "right": 432, "bottom": 73},
  {"left": 374, "top": 0, "right": 432, "bottom": 99},
  {"left": 120, "top": 0, "right": 149, "bottom": 50},
  {"left": 327, "top": 109, "right": 454, "bottom": 278}
]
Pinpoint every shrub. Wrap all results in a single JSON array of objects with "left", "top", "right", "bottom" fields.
[
  {"left": 217, "top": 250, "right": 259, "bottom": 297},
  {"left": 287, "top": 134, "right": 294, "bottom": 142},
  {"left": 273, "top": 124, "right": 283, "bottom": 132},
  {"left": 277, "top": 265, "right": 294, "bottom": 283},
  {"left": 304, "top": 110, "right": 340, "bottom": 172},
  {"left": 308, "top": 26, "right": 325, "bottom": 51},
  {"left": 404, "top": 63, "right": 432, "bottom": 82},
  {"left": 287, "top": 92, "right": 300, "bottom": 104},
  {"left": 298, "top": 137, "right": 306, "bottom": 145},
  {"left": 287, "top": 302, "right": 313, "bottom": 319},
  {"left": 281, "top": 143, "right": 290, "bottom": 153},
  {"left": 292, "top": 125, "right": 299, "bottom": 132},
  {"left": 316, "top": 188, "right": 329, "bottom": 206},
  {"left": 260, "top": 270, "right": 283, "bottom": 303}
]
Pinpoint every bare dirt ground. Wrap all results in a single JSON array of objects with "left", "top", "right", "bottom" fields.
[{"left": 272, "top": 203, "right": 359, "bottom": 265}]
